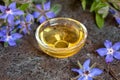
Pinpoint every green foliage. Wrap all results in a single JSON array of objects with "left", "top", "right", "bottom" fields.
[
  {"left": 51, "top": 4, "right": 61, "bottom": 14},
  {"left": 98, "top": 6, "right": 109, "bottom": 18},
  {"left": 81, "top": 0, "right": 86, "bottom": 10},
  {"left": 90, "top": 1, "right": 107, "bottom": 12},
  {"left": 95, "top": 13, "right": 104, "bottom": 28},
  {"left": 90, "top": 1, "right": 109, "bottom": 28},
  {"left": 19, "top": 3, "right": 29, "bottom": 11},
  {"left": 80, "top": 0, "right": 112, "bottom": 28},
  {"left": 108, "top": 0, "right": 120, "bottom": 10}
]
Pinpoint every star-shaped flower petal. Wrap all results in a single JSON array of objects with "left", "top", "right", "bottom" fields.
[
  {"left": 0, "top": 2, "right": 24, "bottom": 25},
  {"left": 72, "top": 59, "right": 103, "bottom": 80},
  {"left": 96, "top": 40, "right": 120, "bottom": 63},
  {"left": 0, "top": 32, "right": 22, "bottom": 46},
  {"left": 16, "top": 14, "right": 34, "bottom": 34},
  {"left": 33, "top": 1, "right": 56, "bottom": 23}
]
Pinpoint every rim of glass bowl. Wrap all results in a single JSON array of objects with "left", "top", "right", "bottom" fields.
[{"left": 35, "top": 17, "right": 87, "bottom": 51}]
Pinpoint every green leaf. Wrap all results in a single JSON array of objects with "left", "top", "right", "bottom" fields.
[
  {"left": 81, "top": 0, "right": 86, "bottom": 10},
  {"left": 90, "top": 2, "right": 97, "bottom": 12},
  {"left": 98, "top": 6, "right": 109, "bottom": 18},
  {"left": 90, "top": 1, "right": 108, "bottom": 12},
  {"left": 51, "top": 4, "right": 61, "bottom": 14},
  {"left": 108, "top": 0, "right": 120, "bottom": 10},
  {"left": 95, "top": 13, "right": 104, "bottom": 28},
  {"left": 112, "top": 3, "right": 120, "bottom": 10},
  {"left": 19, "top": 3, "right": 29, "bottom": 11},
  {"left": 4, "top": 42, "right": 8, "bottom": 47}
]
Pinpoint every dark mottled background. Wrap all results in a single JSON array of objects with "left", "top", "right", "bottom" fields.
[{"left": 0, "top": 0, "right": 120, "bottom": 80}]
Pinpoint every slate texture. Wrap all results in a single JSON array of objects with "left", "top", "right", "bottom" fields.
[{"left": 0, "top": 0, "right": 120, "bottom": 80}]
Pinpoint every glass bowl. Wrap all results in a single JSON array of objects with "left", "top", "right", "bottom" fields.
[{"left": 35, "top": 18, "right": 87, "bottom": 58}]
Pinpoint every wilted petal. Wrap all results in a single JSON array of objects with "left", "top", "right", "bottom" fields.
[
  {"left": 33, "top": 11, "right": 40, "bottom": 18},
  {"left": 96, "top": 48, "right": 107, "bottom": 56},
  {"left": 44, "top": 1, "right": 50, "bottom": 10},
  {"left": 46, "top": 11, "right": 56, "bottom": 18},
  {"left": 39, "top": 16, "right": 46, "bottom": 23},
  {"left": 104, "top": 40, "right": 112, "bottom": 48},
  {"left": 90, "top": 68, "right": 103, "bottom": 77},
  {"left": 72, "top": 68, "right": 83, "bottom": 75},
  {"left": 36, "top": 4, "right": 42, "bottom": 10},
  {"left": 0, "top": 13, "right": 8, "bottom": 19},
  {"left": 105, "top": 54, "right": 113, "bottom": 63},
  {"left": 9, "top": 2, "right": 16, "bottom": 10},
  {"left": 115, "top": 17, "right": 120, "bottom": 25},
  {"left": 13, "top": 9, "right": 24, "bottom": 16},
  {"left": 113, "top": 51, "right": 120, "bottom": 60},
  {"left": 112, "top": 42, "right": 120, "bottom": 50},
  {"left": 7, "top": 15, "right": 14, "bottom": 25},
  {"left": 83, "top": 59, "right": 90, "bottom": 71},
  {"left": 11, "top": 33, "right": 23, "bottom": 40},
  {"left": 8, "top": 39, "right": 16, "bottom": 46},
  {"left": 0, "top": 5, "right": 6, "bottom": 13}
]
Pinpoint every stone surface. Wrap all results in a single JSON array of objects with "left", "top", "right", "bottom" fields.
[{"left": 0, "top": 0, "right": 120, "bottom": 80}]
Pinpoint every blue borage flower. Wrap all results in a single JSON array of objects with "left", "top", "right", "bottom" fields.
[
  {"left": 0, "top": 26, "right": 22, "bottom": 46},
  {"left": 0, "top": 2, "right": 24, "bottom": 25},
  {"left": 33, "top": 1, "right": 56, "bottom": 23},
  {"left": 15, "top": 14, "right": 34, "bottom": 34},
  {"left": 72, "top": 59, "right": 103, "bottom": 80},
  {"left": 115, "top": 17, "right": 120, "bottom": 25},
  {"left": 109, "top": 8, "right": 120, "bottom": 25},
  {"left": 96, "top": 40, "right": 120, "bottom": 63},
  {"left": 109, "top": 9, "right": 116, "bottom": 15}
]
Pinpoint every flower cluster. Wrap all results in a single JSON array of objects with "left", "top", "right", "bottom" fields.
[
  {"left": 0, "top": 1, "right": 60, "bottom": 46},
  {"left": 72, "top": 40, "right": 120, "bottom": 80},
  {"left": 0, "top": 2, "right": 24, "bottom": 46}
]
